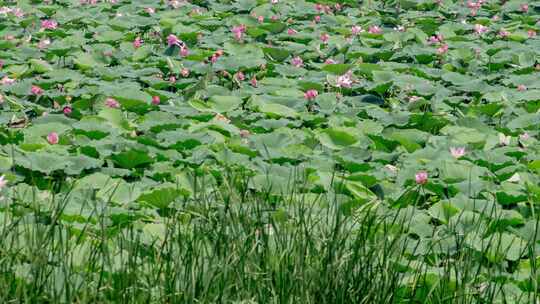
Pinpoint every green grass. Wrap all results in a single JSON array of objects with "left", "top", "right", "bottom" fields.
[{"left": 0, "top": 173, "right": 538, "bottom": 303}]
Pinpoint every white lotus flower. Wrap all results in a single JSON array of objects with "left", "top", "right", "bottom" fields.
[
  {"left": 499, "top": 133, "right": 511, "bottom": 146},
  {"left": 507, "top": 173, "right": 520, "bottom": 183}
]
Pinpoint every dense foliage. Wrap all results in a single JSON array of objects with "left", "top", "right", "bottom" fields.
[{"left": 0, "top": 0, "right": 539, "bottom": 302}]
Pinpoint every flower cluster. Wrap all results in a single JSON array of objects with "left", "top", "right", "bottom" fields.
[{"left": 232, "top": 25, "right": 247, "bottom": 41}]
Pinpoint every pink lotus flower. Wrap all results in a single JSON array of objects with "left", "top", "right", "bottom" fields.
[
  {"left": 408, "top": 95, "right": 421, "bottom": 102},
  {"left": 0, "top": 175, "right": 7, "bottom": 189},
  {"left": 336, "top": 71, "right": 353, "bottom": 88},
  {"left": 517, "top": 84, "right": 527, "bottom": 91},
  {"left": 11, "top": 8, "right": 24, "bottom": 18},
  {"left": 63, "top": 106, "right": 72, "bottom": 115},
  {"left": 240, "top": 130, "right": 251, "bottom": 143},
  {"left": 304, "top": 89, "right": 318, "bottom": 101},
  {"left": 415, "top": 171, "right": 428, "bottom": 185},
  {"left": 258, "top": 15, "right": 264, "bottom": 23},
  {"left": 519, "top": 132, "right": 530, "bottom": 141},
  {"left": 334, "top": 3, "right": 342, "bottom": 10},
  {"left": 145, "top": 7, "right": 155, "bottom": 14},
  {"left": 428, "top": 34, "right": 443, "bottom": 44},
  {"left": 428, "top": 36, "right": 439, "bottom": 44},
  {"left": 368, "top": 25, "right": 382, "bottom": 34},
  {"left": 498, "top": 30, "right": 510, "bottom": 38},
  {"left": 271, "top": 0, "right": 278, "bottom": 4},
  {"left": 37, "top": 39, "right": 51, "bottom": 49},
  {"left": 324, "top": 58, "right": 336, "bottom": 64},
  {"left": 287, "top": 28, "right": 297, "bottom": 35},
  {"left": 450, "top": 147, "right": 466, "bottom": 158},
  {"left": 1, "top": 76, "right": 15, "bottom": 85},
  {"left": 385, "top": 164, "right": 398, "bottom": 173},
  {"left": 169, "top": 75, "right": 176, "bottom": 83},
  {"left": 105, "top": 97, "right": 120, "bottom": 108},
  {"left": 235, "top": 71, "right": 245, "bottom": 81},
  {"left": 528, "top": 30, "right": 537, "bottom": 38},
  {"left": 169, "top": 0, "right": 183, "bottom": 8},
  {"left": 232, "top": 24, "right": 247, "bottom": 41},
  {"left": 315, "top": 4, "right": 323, "bottom": 11},
  {"left": 351, "top": 25, "right": 363, "bottom": 35},
  {"left": 467, "top": 1, "right": 481, "bottom": 9},
  {"left": 492, "top": 15, "right": 500, "bottom": 21},
  {"left": 133, "top": 37, "right": 143, "bottom": 48},
  {"left": 474, "top": 24, "right": 488, "bottom": 35},
  {"left": 520, "top": 3, "right": 528, "bottom": 13},
  {"left": 0, "top": 7, "right": 12, "bottom": 15},
  {"left": 291, "top": 56, "right": 303, "bottom": 67},
  {"left": 323, "top": 5, "right": 332, "bottom": 14},
  {"left": 320, "top": 33, "right": 329, "bottom": 43},
  {"left": 167, "top": 34, "right": 182, "bottom": 47},
  {"left": 271, "top": 15, "right": 279, "bottom": 21},
  {"left": 0, "top": 60, "right": 3, "bottom": 70},
  {"left": 179, "top": 45, "right": 189, "bottom": 57},
  {"left": 250, "top": 76, "right": 258, "bottom": 87},
  {"left": 41, "top": 19, "right": 58, "bottom": 30},
  {"left": 437, "top": 44, "right": 449, "bottom": 55},
  {"left": 181, "top": 68, "right": 190, "bottom": 77},
  {"left": 31, "top": 85, "right": 44, "bottom": 95},
  {"left": 240, "top": 129, "right": 251, "bottom": 138},
  {"left": 152, "top": 96, "right": 160, "bottom": 105},
  {"left": 215, "top": 113, "right": 230, "bottom": 123},
  {"left": 314, "top": 15, "right": 321, "bottom": 23},
  {"left": 47, "top": 132, "right": 59, "bottom": 145}
]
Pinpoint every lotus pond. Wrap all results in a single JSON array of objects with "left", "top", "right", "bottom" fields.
[{"left": 0, "top": 0, "right": 539, "bottom": 302}]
